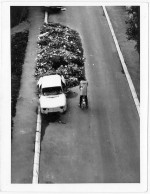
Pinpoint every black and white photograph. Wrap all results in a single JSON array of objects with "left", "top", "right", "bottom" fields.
[{"left": 0, "top": 0, "right": 149, "bottom": 193}]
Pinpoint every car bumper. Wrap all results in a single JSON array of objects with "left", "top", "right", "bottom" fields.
[{"left": 41, "top": 106, "right": 66, "bottom": 114}]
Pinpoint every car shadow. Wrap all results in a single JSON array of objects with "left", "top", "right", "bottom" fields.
[
  {"left": 40, "top": 113, "right": 60, "bottom": 141},
  {"left": 66, "top": 90, "right": 78, "bottom": 99}
]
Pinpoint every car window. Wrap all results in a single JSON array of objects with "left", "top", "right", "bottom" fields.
[{"left": 42, "top": 87, "right": 62, "bottom": 96}]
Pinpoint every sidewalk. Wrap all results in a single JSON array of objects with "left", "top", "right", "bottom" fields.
[{"left": 11, "top": 7, "right": 43, "bottom": 183}]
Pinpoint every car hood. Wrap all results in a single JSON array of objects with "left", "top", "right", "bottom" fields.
[{"left": 39, "top": 93, "right": 66, "bottom": 108}]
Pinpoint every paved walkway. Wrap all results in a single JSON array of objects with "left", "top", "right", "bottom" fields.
[{"left": 11, "top": 7, "right": 43, "bottom": 183}]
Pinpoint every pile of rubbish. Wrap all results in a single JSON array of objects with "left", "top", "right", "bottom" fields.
[{"left": 35, "top": 22, "right": 85, "bottom": 88}]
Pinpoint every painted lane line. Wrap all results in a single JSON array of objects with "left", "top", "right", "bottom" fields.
[
  {"left": 102, "top": 6, "right": 140, "bottom": 117},
  {"left": 32, "top": 106, "right": 41, "bottom": 184}
]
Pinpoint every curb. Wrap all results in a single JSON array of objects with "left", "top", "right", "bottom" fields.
[
  {"left": 44, "top": 11, "right": 48, "bottom": 24},
  {"left": 32, "top": 10, "right": 48, "bottom": 184},
  {"left": 32, "top": 106, "right": 41, "bottom": 183},
  {"left": 102, "top": 6, "right": 140, "bottom": 117}
]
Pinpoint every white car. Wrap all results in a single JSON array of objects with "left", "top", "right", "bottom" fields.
[{"left": 37, "top": 74, "right": 67, "bottom": 114}]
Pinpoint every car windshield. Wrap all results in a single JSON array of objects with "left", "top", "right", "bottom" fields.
[{"left": 42, "top": 87, "right": 62, "bottom": 96}]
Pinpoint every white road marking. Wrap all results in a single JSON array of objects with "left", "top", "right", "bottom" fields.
[
  {"left": 32, "top": 106, "right": 41, "bottom": 183},
  {"left": 102, "top": 6, "right": 140, "bottom": 117}
]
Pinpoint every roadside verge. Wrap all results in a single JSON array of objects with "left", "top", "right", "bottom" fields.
[
  {"left": 11, "top": 7, "right": 43, "bottom": 183},
  {"left": 102, "top": 6, "right": 140, "bottom": 117}
]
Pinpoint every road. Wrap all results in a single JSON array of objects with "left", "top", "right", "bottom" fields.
[{"left": 39, "top": 6, "right": 140, "bottom": 183}]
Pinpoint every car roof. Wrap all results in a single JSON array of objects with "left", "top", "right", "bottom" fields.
[{"left": 41, "top": 74, "right": 62, "bottom": 88}]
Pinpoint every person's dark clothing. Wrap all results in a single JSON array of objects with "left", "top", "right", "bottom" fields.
[{"left": 80, "top": 95, "right": 88, "bottom": 107}]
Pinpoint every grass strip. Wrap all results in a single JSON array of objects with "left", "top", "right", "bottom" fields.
[{"left": 11, "top": 31, "right": 29, "bottom": 123}]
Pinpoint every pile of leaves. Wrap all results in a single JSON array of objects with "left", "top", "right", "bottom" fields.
[{"left": 35, "top": 22, "right": 85, "bottom": 88}]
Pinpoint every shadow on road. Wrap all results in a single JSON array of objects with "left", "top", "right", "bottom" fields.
[
  {"left": 40, "top": 90, "right": 77, "bottom": 141},
  {"left": 40, "top": 113, "right": 61, "bottom": 141},
  {"left": 66, "top": 90, "right": 78, "bottom": 99}
]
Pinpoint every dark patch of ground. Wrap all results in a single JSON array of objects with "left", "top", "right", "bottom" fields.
[
  {"left": 11, "top": 31, "right": 29, "bottom": 128},
  {"left": 11, "top": 6, "right": 29, "bottom": 28}
]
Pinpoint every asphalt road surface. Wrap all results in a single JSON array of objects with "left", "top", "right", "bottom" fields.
[{"left": 39, "top": 6, "right": 140, "bottom": 183}]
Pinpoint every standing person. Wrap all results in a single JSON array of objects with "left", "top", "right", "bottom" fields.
[
  {"left": 60, "top": 74, "right": 67, "bottom": 92},
  {"left": 79, "top": 79, "right": 88, "bottom": 107}
]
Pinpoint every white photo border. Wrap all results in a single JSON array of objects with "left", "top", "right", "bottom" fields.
[{"left": 0, "top": 0, "right": 149, "bottom": 193}]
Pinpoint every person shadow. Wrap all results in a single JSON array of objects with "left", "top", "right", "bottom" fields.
[{"left": 66, "top": 89, "right": 78, "bottom": 99}]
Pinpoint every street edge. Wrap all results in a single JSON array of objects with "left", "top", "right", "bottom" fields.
[
  {"left": 32, "top": 106, "right": 41, "bottom": 183},
  {"left": 102, "top": 6, "right": 140, "bottom": 117},
  {"left": 32, "top": 9, "right": 46, "bottom": 184}
]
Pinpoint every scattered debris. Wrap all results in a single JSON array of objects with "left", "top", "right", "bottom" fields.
[{"left": 61, "top": 8, "right": 66, "bottom": 11}]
